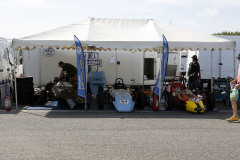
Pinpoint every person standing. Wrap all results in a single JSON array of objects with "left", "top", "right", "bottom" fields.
[
  {"left": 187, "top": 55, "right": 200, "bottom": 90},
  {"left": 226, "top": 54, "right": 240, "bottom": 122}
]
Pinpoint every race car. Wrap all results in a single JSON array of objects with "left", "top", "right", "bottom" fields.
[
  {"left": 164, "top": 76, "right": 215, "bottom": 113},
  {"left": 97, "top": 78, "right": 135, "bottom": 112},
  {"left": 39, "top": 77, "right": 86, "bottom": 109}
]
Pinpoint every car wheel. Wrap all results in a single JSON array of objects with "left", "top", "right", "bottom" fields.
[
  {"left": 136, "top": 92, "right": 146, "bottom": 110},
  {"left": 97, "top": 86, "right": 104, "bottom": 110},
  {"left": 39, "top": 87, "right": 46, "bottom": 105},
  {"left": 206, "top": 92, "right": 215, "bottom": 110},
  {"left": 165, "top": 92, "right": 174, "bottom": 110}
]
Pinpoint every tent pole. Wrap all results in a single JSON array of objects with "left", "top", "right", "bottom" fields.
[
  {"left": 85, "top": 47, "right": 88, "bottom": 111},
  {"left": 211, "top": 49, "right": 213, "bottom": 93},
  {"left": 142, "top": 51, "right": 145, "bottom": 90},
  {"left": 14, "top": 49, "right": 18, "bottom": 111},
  {"left": 28, "top": 49, "right": 30, "bottom": 76},
  {"left": 39, "top": 48, "right": 42, "bottom": 86},
  {"left": 158, "top": 48, "right": 162, "bottom": 110},
  {"left": 234, "top": 49, "right": 236, "bottom": 78},
  {"left": 116, "top": 50, "right": 118, "bottom": 80},
  {"left": 219, "top": 49, "right": 222, "bottom": 78}
]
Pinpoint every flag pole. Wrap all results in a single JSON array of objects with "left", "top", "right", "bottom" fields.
[
  {"left": 85, "top": 46, "right": 88, "bottom": 111},
  {"left": 158, "top": 47, "right": 162, "bottom": 110}
]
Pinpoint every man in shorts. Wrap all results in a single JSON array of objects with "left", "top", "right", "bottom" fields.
[{"left": 226, "top": 54, "right": 240, "bottom": 122}]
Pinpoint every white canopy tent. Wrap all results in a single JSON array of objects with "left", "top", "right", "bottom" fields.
[
  {"left": 12, "top": 17, "right": 235, "bottom": 51},
  {"left": 11, "top": 17, "right": 236, "bottom": 111}
]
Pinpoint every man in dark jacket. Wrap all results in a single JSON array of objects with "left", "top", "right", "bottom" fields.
[{"left": 188, "top": 55, "right": 200, "bottom": 90}]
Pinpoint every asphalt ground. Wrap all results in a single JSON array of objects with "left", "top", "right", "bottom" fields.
[{"left": 0, "top": 108, "right": 240, "bottom": 160}]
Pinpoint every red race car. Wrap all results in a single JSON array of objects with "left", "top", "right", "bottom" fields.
[{"left": 163, "top": 76, "right": 215, "bottom": 113}]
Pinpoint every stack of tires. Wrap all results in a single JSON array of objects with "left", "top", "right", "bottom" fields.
[{"left": 16, "top": 77, "right": 34, "bottom": 105}]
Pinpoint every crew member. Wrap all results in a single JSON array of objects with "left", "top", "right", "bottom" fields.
[
  {"left": 58, "top": 61, "right": 77, "bottom": 84},
  {"left": 187, "top": 55, "right": 200, "bottom": 89}
]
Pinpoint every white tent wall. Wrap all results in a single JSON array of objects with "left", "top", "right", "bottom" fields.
[
  {"left": 25, "top": 48, "right": 149, "bottom": 86},
  {"left": 23, "top": 49, "right": 40, "bottom": 85},
  {"left": 40, "top": 49, "right": 77, "bottom": 86},
  {"left": 220, "top": 49, "right": 234, "bottom": 78},
  {"left": 217, "top": 36, "right": 240, "bottom": 78},
  {"left": 24, "top": 47, "right": 182, "bottom": 86},
  {"left": 184, "top": 36, "right": 240, "bottom": 79},
  {"left": 198, "top": 50, "right": 222, "bottom": 79},
  {"left": 185, "top": 50, "right": 233, "bottom": 79}
]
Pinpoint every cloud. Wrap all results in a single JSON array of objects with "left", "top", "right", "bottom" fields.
[
  {"left": 11, "top": 0, "right": 46, "bottom": 6},
  {"left": 148, "top": 0, "right": 240, "bottom": 6},
  {"left": 0, "top": 0, "right": 68, "bottom": 8},
  {"left": 198, "top": 8, "right": 219, "bottom": 17},
  {"left": 148, "top": 0, "right": 183, "bottom": 5}
]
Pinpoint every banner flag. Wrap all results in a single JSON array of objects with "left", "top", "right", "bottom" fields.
[
  {"left": 154, "top": 35, "right": 169, "bottom": 97},
  {"left": 74, "top": 35, "right": 87, "bottom": 98}
]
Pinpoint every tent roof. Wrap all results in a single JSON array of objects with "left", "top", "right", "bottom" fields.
[{"left": 12, "top": 17, "right": 236, "bottom": 51}]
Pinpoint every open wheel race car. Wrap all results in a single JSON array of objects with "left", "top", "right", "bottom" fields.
[
  {"left": 163, "top": 76, "right": 215, "bottom": 113},
  {"left": 38, "top": 77, "right": 89, "bottom": 109},
  {"left": 97, "top": 78, "right": 135, "bottom": 112}
]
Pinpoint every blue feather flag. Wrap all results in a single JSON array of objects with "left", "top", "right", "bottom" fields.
[
  {"left": 154, "top": 35, "right": 169, "bottom": 97},
  {"left": 74, "top": 35, "right": 87, "bottom": 98}
]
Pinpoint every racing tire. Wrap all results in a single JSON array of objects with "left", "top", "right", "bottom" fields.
[
  {"left": 97, "top": 86, "right": 104, "bottom": 110},
  {"left": 39, "top": 87, "right": 46, "bottom": 105},
  {"left": 87, "top": 92, "right": 92, "bottom": 108},
  {"left": 165, "top": 92, "right": 174, "bottom": 110},
  {"left": 206, "top": 92, "right": 215, "bottom": 110},
  {"left": 137, "top": 92, "right": 146, "bottom": 110}
]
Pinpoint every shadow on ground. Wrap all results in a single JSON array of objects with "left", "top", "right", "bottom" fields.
[{"left": 39, "top": 109, "right": 234, "bottom": 120}]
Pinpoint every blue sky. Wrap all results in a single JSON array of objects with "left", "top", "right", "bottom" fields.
[{"left": 0, "top": 0, "right": 239, "bottom": 39}]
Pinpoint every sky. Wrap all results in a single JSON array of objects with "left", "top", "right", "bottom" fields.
[{"left": 0, "top": 0, "right": 239, "bottom": 39}]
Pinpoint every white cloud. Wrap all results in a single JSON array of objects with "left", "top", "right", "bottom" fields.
[
  {"left": 198, "top": 8, "right": 219, "bottom": 17},
  {"left": 148, "top": 0, "right": 240, "bottom": 6},
  {"left": 11, "top": 0, "right": 46, "bottom": 6},
  {"left": 148, "top": 0, "right": 183, "bottom": 5}
]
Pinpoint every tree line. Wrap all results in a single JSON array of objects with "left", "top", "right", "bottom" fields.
[{"left": 213, "top": 31, "right": 240, "bottom": 36}]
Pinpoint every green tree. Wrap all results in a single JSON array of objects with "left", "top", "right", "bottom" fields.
[{"left": 213, "top": 31, "right": 240, "bottom": 36}]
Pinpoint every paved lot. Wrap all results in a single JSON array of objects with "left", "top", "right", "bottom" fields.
[{"left": 0, "top": 110, "right": 240, "bottom": 160}]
